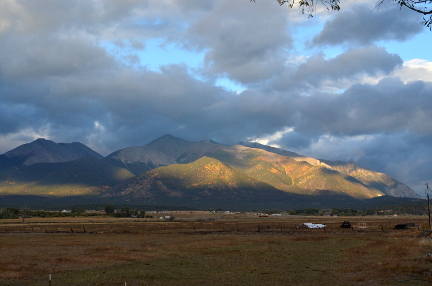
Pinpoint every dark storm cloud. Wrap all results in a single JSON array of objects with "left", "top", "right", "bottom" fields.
[
  {"left": 275, "top": 131, "right": 315, "bottom": 150},
  {"left": 0, "top": 102, "right": 43, "bottom": 133},
  {"left": 0, "top": 0, "right": 431, "bottom": 194},
  {"left": 182, "top": 1, "right": 292, "bottom": 84},
  {"left": 290, "top": 45, "right": 402, "bottom": 88},
  {"left": 0, "top": 34, "right": 115, "bottom": 79},
  {"left": 311, "top": 3, "right": 424, "bottom": 47},
  {"left": 0, "top": 0, "right": 422, "bottom": 147},
  {"left": 0, "top": 0, "right": 297, "bottom": 150},
  {"left": 294, "top": 78, "right": 432, "bottom": 135}
]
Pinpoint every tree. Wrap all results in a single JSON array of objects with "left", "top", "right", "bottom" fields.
[
  {"left": 251, "top": 0, "right": 432, "bottom": 28},
  {"left": 20, "top": 206, "right": 30, "bottom": 223},
  {"left": 104, "top": 204, "right": 116, "bottom": 215},
  {"left": 116, "top": 206, "right": 131, "bottom": 217},
  {"left": 114, "top": 207, "right": 145, "bottom": 218},
  {"left": 0, "top": 208, "right": 19, "bottom": 219}
]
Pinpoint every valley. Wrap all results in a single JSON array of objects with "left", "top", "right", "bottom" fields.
[{"left": 0, "top": 213, "right": 431, "bottom": 285}]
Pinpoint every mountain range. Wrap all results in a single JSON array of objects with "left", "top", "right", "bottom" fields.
[{"left": 0, "top": 134, "right": 421, "bottom": 210}]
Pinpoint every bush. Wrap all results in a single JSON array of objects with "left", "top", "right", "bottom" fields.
[
  {"left": 115, "top": 207, "right": 146, "bottom": 218},
  {"left": 0, "top": 208, "right": 20, "bottom": 219}
]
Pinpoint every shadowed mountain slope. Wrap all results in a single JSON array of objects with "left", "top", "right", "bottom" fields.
[
  {"left": 2, "top": 138, "right": 103, "bottom": 166},
  {"left": 0, "top": 157, "right": 134, "bottom": 197},
  {"left": 103, "top": 134, "right": 224, "bottom": 175},
  {"left": 36, "top": 157, "right": 134, "bottom": 187}
]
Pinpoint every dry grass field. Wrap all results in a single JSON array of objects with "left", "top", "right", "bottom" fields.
[{"left": 1, "top": 213, "right": 432, "bottom": 285}]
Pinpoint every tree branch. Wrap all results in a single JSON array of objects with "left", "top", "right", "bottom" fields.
[{"left": 396, "top": 0, "right": 432, "bottom": 15}]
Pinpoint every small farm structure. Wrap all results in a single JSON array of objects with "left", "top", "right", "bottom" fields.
[
  {"left": 340, "top": 221, "right": 351, "bottom": 228},
  {"left": 301, "top": 223, "right": 326, "bottom": 229}
]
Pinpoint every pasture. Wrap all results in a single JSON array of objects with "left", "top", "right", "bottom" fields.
[{"left": 0, "top": 212, "right": 432, "bottom": 285}]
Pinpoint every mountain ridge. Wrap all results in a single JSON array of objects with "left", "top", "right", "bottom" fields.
[
  {"left": 0, "top": 134, "right": 421, "bottom": 209},
  {"left": 238, "top": 143, "right": 417, "bottom": 198},
  {"left": 103, "top": 135, "right": 224, "bottom": 175},
  {"left": 104, "top": 156, "right": 317, "bottom": 210},
  {"left": 3, "top": 138, "right": 103, "bottom": 166}
]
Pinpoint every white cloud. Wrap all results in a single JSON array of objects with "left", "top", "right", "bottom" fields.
[
  {"left": 393, "top": 59, "right": 432, "bottom": 82},
  {"left": 0, "top": 126, "right": 52, "bottom": 153},
  {"left": 249, "top": 127, "right": 294, "bottom": 147}
]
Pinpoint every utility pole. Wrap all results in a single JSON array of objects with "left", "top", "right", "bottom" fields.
[{"left": 426, "top": 183, "right": 431, "bottom": 229}]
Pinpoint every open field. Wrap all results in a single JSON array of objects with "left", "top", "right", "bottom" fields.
[{"left": 1, "top": 213, "right": 432, "bottom": 285}]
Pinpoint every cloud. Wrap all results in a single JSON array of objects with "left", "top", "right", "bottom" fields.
[
  {"left": 293, "top": 78, "right": 432, "bottom": 136},
  {"left": 290, "top": 45, "right": 402, "bottom": 88},
  {"left": 0, "top": 0, "right": 431, "bottom": 195},
  {"left": 393, "top": 59, "right": 432, "bottom": 82},
  {"left": 310, "top": 3, "right": 424, "bottom": 47},
  {"left": 182, "top": 1, "right": 293, "bottom": 84}
]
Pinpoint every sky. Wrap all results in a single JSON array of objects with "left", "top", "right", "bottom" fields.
[{"left": 0, "top": 0, "right": 431, "bottom": 196}]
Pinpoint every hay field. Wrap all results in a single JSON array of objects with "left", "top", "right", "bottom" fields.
[{"left": 0, "top": 213, "right": 431, "bottom": 285}]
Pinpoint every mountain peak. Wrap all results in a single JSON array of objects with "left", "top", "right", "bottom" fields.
[
  {"left": 33, "top": 138, "right": 56, "bottom": 145},
  {"left": 148, "top": 134, "right": 190, "bottom": 146},
  {"left": 3, "top": 139, "right": 102, "bottom": 166},
  {"left": 104, "top": 135, "right": 224, "bottom": 175}
]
